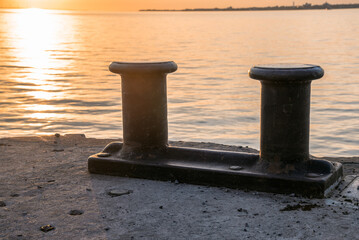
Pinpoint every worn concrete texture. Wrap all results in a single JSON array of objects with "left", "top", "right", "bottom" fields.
[{"left": 0, "top": 135, "right": 358, "bottom": 240}]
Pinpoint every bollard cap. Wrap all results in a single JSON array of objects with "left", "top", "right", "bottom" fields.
[
  {"left": 109, "top": 61, "right": 177, "bottom": 75},
  {"left": 249, "top": 64, "right": 324, "bottom": 82}
]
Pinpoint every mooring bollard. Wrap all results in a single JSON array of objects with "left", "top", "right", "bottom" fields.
[
  {"left": 88, "top": 61, "right": 342, "bottom": 198},
  {"left": 249, "top": 64, "right": 324, "bottom": 172},
  {"left": 109, "top": 61, "right": 177, "bottom": 158}
]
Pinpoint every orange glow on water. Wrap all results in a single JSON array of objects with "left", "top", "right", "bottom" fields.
[
  {"left": 27, "top": 112, "right": 67, "bottom": 119},
  {"left": 0, "top": 8, "right": 358, "bottom": 156},
  {"left": 22, "top": 104, "right": 63, "bottom": 111},
  {"left": 9, "top": 8, "right": 66, "bottom": 71},
  {"left": 3, "top": 8, "right": 73, "bottom": 123}
]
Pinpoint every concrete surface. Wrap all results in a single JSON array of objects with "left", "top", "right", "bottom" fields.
[{"left": 0, "top": 135, "right": 358, "bottom": 240}]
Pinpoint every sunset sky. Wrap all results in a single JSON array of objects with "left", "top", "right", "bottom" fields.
[{"left": 1, "top": 0, "right": 358, "bottom": 11}]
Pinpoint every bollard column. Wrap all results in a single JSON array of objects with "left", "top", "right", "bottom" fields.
[
  {"left": 109, "top": 61, "right": 177, "bottom": 157},
  {"left": 88, "top": 62, "right": 342, "bottom": 198},
  {"left": 249, "top": 64, "right": 324, "bottom": 172}
]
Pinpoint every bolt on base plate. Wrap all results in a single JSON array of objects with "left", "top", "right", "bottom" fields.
[{"left": 88, "top": 142, "right": 343, "bottom": 198}]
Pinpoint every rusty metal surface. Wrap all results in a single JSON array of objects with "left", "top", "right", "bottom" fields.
[
  {"left": 109, "top": 62, "right": 177, "bottom": 158},
  {"left": 89, "top": 143, "right": 343, "bottom": 198},
  {"left": 249, "top": 64, "right": 325, "bottom": 172},
  {"left": 248, "top": 64, "right": 324, "bottom": 81}
]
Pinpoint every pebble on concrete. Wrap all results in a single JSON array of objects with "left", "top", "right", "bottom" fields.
[
  {"left": 69, "top": 210, "right": 84, "bottom": 215},
  {"left": 40, "top": 225, "right": 55, "bottom": 232},
  {"left": 237, "top": 208, "right": 248, "bottom": 214},
  {"left": 280, "top": 204, "right": 320, "bottom": 212},
  {"left": 108, "top": 189, "right": 133, "bottom": 197}
]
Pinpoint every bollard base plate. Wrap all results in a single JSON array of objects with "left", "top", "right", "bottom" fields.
[{"left": 88, "top": 142, "right": 343, "bottom": 198}]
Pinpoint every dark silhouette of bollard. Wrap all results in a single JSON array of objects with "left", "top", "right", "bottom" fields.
[
  {"left": 248, "top": 64, "right": 343, "bottom": 196},
  {"left": 88, "top": 61, "right": 343, "bottom": 198},
  {"left": 249, "top": 64, "right": 323, "bottom": 173},
  {"left": 108, "top": 62, "right": 177, "bottom": 158}
]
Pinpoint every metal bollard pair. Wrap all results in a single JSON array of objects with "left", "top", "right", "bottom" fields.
[{"left": 88, "top": 61, "right": 343, "bottom": 197}]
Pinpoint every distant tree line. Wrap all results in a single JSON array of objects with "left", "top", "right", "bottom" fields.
[{"left": 140, "top": 2, "right": 359, "bottom": 12}]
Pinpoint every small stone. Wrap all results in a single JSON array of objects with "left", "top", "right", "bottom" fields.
[
  {"left": 108, "top": 189, "right": 133, "bottom": 197},
  {"left": 69, "top": 209, "right": 84, "bottom": 215},
  {"left": 55, "top": 133, "right": 60, "bottom": 138},
  {"left": 301, "top": 204, "right": 320, "bottom": 211},
  {"left": 53, "top": 147, "right": 64, "bottom": 152},
  {"left": 40, "top": 225, "right": 55, "bottom": 232},
  {"left": 159, "top": 206, "right": 163, "bottom": 209},
  {"left": 0, "top": 201, "right": 6, "bottom": 207},
  {"left": 47, "top": 180, "right": 55, "bottom": 183},
  {"left": 86, "top": 188, "right": 92, "bottom": 191},
  {"left": 10, "top": 193, "right": 19, "bottom": 197},
  {"left": 237, "top": 208, "right": 248, "bottom": 214},
  {"left": 105, "top": 227, "right": 110, "bottom": 231},
  {"left": 280, "top": 203, "right": 319, "bottom": 212}
]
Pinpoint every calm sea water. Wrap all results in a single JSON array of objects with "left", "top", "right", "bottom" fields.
[{"left": 0, "top": 9, "right": 358, "bottom": 156}]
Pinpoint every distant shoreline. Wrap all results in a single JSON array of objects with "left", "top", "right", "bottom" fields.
[{"left": 140, "top": 3, "right": 359, "bottom": 12}]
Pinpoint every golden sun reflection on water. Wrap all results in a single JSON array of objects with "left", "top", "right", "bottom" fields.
[
  {"left": 7, "top": 8, "right": 72, "bottom": 120},
  {"left": 22, "top": 104, "right": 63, "bottom": 112},
  {"left": 26, "top": 91, "right": 64, "bottom": 100},
  {"left": 27, "top": 112, "right": 67, "bottom": 120},
  {"left": 10, "top": 9, "right": 59, "bottom": 68}
]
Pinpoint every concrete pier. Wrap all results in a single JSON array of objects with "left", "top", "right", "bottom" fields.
[{"left": 0, "top": 135, "right": 358, "bottom": 239}]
